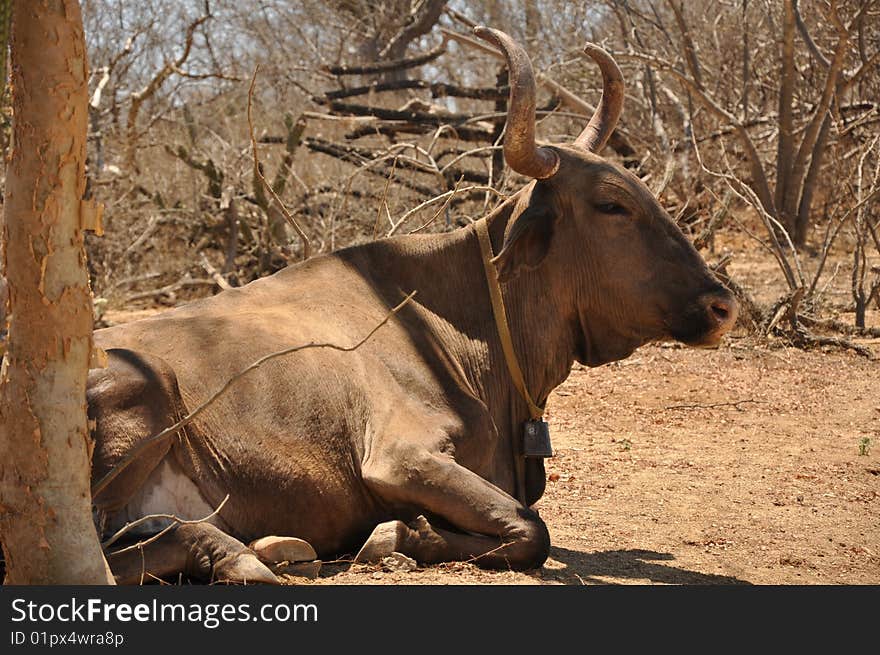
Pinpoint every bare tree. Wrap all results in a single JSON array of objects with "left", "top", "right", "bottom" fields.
[{"left": 59, "top": 1, "right": 878, "bottom": 344}]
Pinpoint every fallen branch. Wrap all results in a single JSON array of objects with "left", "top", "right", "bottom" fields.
[
  {"left": 91, "top": 290, "right": 418, "bottom": 498},
  {"left": 345, "top": 121, "right": 494, "bottom": 143},
  {"left": 787, "top": 328, "right": 874, "bottom": 358},
  {"left": 325, "top": 100, "right": 484, "bottom": 126},
  {"left": 665, "top": 400, "right": 765, "bottom": 411},
  {"left": 319, "top": 80, "right": 507, "bottom": 102},
  {"left": 798, "top": 314, "right": 880, "bottom": 338},
  {"left": 304, "top": 138, "right": 439, "bottom": 196},
  {"left": 325, "top": 41, "right": 446, "bottom": 76},
  {"left": 125, "top": 277, "right": 216, "bottom": 303}
]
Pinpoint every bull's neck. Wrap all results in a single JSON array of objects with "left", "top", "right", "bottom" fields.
[
  {"left": 367, "top": 198, "right": 577, "bottom": 426},
  {"left": 479, "top": 204, "right": 576, "bottom": 417}
]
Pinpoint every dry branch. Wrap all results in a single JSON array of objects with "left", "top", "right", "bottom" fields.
[
  {"left": 302, "top": 135, "right": 487, "bottom": 187},
  {"left": 102, "top": 494, "right": 231, "bottom": 552},
  {"left": 199, "top": 253, "right": 232, "bottom": 290},
  {"left": 691, "top": 130, "right": 801, "bottom": 290},
  {"left": 325, "top": 100, "right": 485, "bottom": 126},
  {"left": 247, "top": 67, "right": 311, "bottom": 259},
  {"left": 319, "top": 79, "right": 507, "bottom": 103},
  {"left": 125, "top": 8, "right": 212, "bottom": 170},
  {"left": 380, "top": 0, "right": 447, "bottom": 62},
  {"left": 385, "top": 177, "right": 507, "bottom": 236},
  {"left": 325, "top": 41, "right": 446, "bottom": 76},
  {"left": 125, "top": 277, "right": 216, "bottom": 303},
  {"left": 621, "top": 49, "right": 776, "bottom": 218},
  {"left": 345, "top": 121, "right": 494, "bottom": 143}
]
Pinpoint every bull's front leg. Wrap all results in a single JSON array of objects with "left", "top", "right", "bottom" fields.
[{"left": 357, "top": 443, "right": 549, "bottom": 571}]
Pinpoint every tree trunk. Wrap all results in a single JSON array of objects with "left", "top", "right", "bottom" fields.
[
  {"left": 775, "top": 0, "right": 796, "bottom": 236},
  {"left": 378, "top": 0, "right": 446, "bottom": 83},
  {"left": 0, "top": 0, "right": 114, "bottom": 584},
  {"left": 782, "top": 16, "right": 849, "bottom": 249},
  {"left": 795, "top": 112, "right": 831, "bottom": 247}
]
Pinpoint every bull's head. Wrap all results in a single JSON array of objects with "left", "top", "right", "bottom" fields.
[{"left": 475, "top": 27, "right": 738, "bottom": 366}]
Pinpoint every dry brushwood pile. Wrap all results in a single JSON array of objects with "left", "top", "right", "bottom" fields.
[{"left": 1, "top": 1, "right": 879, "bottom": 584}]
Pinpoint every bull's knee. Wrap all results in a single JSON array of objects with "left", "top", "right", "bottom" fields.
[
  {"left": 504, "top": 513, "right": 550, "bottom": 571},
  {"left": 361, "top": 442, "right": 436, "bottom": 495}
]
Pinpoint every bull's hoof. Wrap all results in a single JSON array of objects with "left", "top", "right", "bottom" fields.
[
  {"left": 354, "top": 520, "right": 409, "bottom": 563},
  {"left": 213, "top": 551, "right": 279, "bottom": 585},
  {"left": 249, "top": 536, "right": 317, "bottom": 564}
]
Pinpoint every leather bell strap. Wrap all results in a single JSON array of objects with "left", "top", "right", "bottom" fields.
[{"left": 475, "top": 219, "right": 545, "bottom": 421}]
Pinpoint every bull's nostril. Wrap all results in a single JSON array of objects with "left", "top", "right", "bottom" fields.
[
  {"left": 694, "top": 293, "right": 738, "bottom": 343},
  {"left": 711, "top": 303, "right": 729, "bottom": 322}
]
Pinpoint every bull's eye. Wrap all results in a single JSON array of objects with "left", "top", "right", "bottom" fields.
[{"left": 594, "top": 202, "right": 628, "bottom": 215}]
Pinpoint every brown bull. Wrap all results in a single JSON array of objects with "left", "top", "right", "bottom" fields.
[{"left": 88, "top": 28, "right": 737, "bottom": 583}]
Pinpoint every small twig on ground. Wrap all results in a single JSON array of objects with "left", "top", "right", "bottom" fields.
[
  {"left": 464, "top": 540, "right": 514, "bottom": 565},
  {"left": 665, "top": 400, "right": 766, "bottom": 411},
  {"left": 91, "top": 290, "right": 418, "bottom": 498}
]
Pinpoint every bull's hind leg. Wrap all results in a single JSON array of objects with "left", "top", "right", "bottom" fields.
[
  {"left": 89, "top": 349, "right": 277, "bottom": 584},
  {"left": 358, "top": 443, "right": 550, "bottom": 571},
  {"left": 88, "top": 348, "right": 185, "bottom": 514},
  {"left": 108, "top": 523, "right": 278, "bottom": 585}
]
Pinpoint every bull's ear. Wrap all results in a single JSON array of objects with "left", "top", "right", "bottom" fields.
[{"left": 492, "top": 183, "right": 558, "bottom": 282}]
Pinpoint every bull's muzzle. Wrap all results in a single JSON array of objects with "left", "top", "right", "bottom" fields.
[{"left": 698, "top": 291, "right": 739, "bottom": 345}]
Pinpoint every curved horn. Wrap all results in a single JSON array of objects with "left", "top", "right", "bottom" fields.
[
  {"left": 473, "top": 26, "right": 559, "bottom": 179},
  {"left": 574, "top": 43, "right": 625, "bottom": 153}
]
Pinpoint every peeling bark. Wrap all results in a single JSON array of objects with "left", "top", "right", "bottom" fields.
[{"left": 0, "top": 0, "right": 114, "bottom": 584}]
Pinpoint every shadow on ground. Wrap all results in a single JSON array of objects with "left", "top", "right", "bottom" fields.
[
  {"left": 542, "top": 546, "right": 752, "bottom": 585},
  {"left": 315, "top": 546, "right": 752, "bottom": 585}
]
